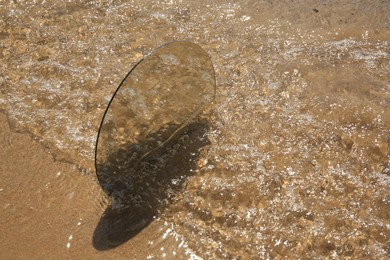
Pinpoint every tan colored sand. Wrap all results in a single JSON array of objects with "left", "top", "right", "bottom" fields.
[
  {"left": 1, "top": 1, "right": 388, "bottom": 258},
  {"left": 0, "top": 113, "right": 189, "bottom": 259}
]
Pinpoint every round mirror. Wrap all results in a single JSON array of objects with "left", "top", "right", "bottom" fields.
[{"left": 96, "top": 41, "right": 215, "bottom": 195}]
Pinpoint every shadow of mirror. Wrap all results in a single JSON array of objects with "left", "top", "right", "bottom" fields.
[
  {"left": 93, "top": 120, "right": 210, "bottom": 250},
  {"left": 93, "top": 42, "right": 215, "bottom": 250}
]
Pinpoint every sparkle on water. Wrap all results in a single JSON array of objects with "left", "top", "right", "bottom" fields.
[{"left": 0, "top": 0, "right": 389, "bottom": 258}]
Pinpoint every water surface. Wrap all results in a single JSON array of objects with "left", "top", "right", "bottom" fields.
[{"left": 0, "top": 0, "right": 389, "bottom": 258}]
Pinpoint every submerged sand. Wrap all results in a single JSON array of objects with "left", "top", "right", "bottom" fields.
[{"left": 0, "top": 0, "right": 389, "bottom": 259}]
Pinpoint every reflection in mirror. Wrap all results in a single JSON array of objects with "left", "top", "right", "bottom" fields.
[{"left": 93, "top": 42, "right": 215, "bottom": 250}]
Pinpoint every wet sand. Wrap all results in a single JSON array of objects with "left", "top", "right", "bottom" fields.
[
  {"left": 1, "top": 0, "right": 389, "bottom": 259},
  {"left": 0, "top": 113, "right": 193, "bottom": 259}
]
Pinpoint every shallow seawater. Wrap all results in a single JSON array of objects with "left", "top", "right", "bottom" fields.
[{"left": 0, "top": 0, "right": 389, "bottom": 259}]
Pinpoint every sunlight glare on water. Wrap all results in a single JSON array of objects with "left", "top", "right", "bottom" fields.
[{"left": 0, "top": 0, "right": 389, "bottom": 258}]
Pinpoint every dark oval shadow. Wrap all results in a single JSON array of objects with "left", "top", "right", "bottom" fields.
[{"left": 93, "top": 120, "right": 210, "bottom": 250}]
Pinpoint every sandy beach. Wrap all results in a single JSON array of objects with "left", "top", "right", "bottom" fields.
[
  {"left": 0, "top": 112, "right": 196, "bottom": 259},
  {"left": 1, "top": 0, "right": 389, "bottom": 259}
]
